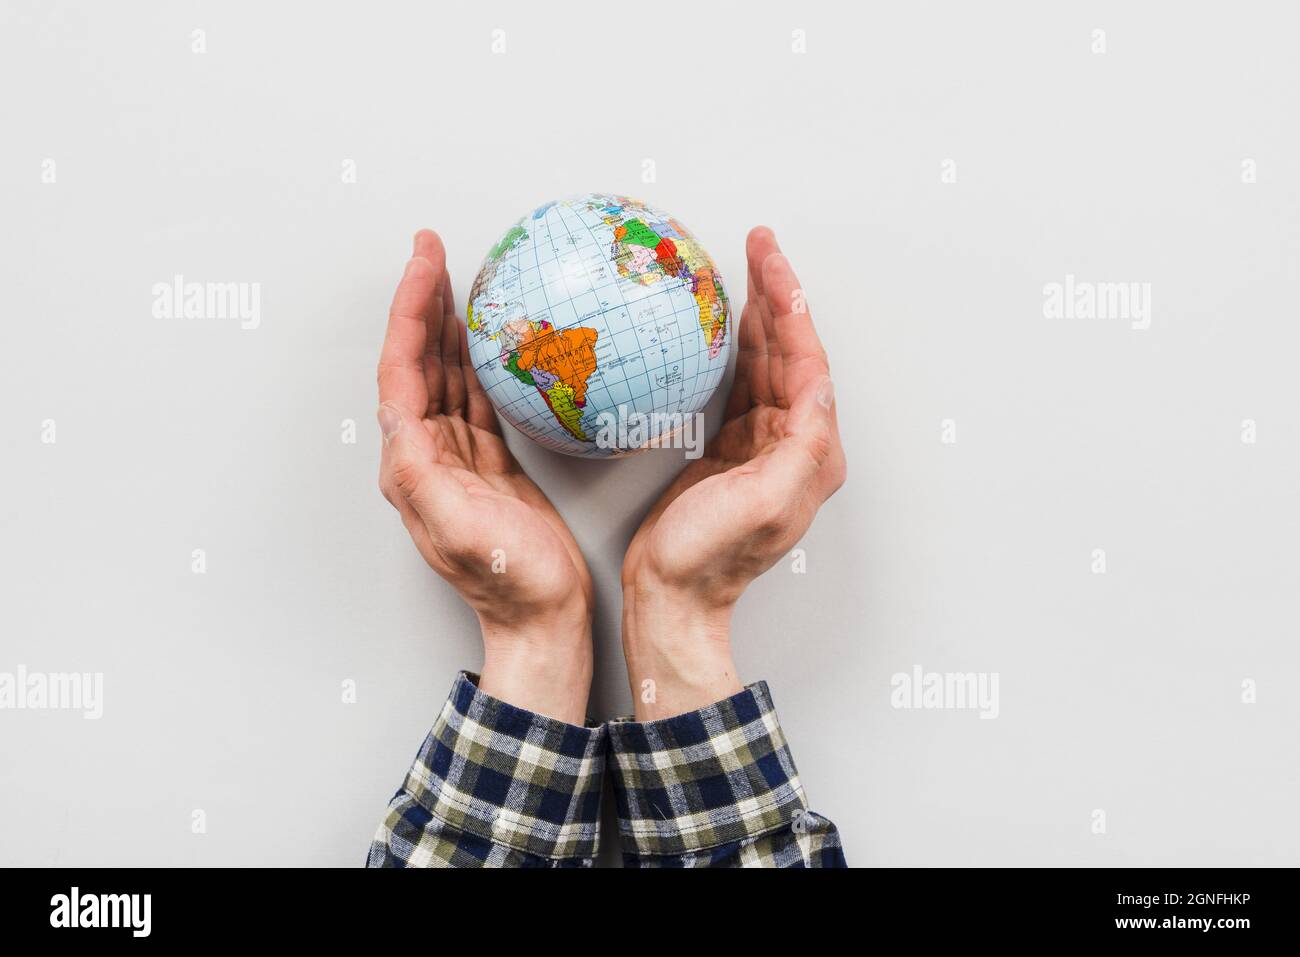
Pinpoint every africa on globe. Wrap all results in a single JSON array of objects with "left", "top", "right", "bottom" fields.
[{"left": 466, "top": 194, "right": 731, "bottom": 457}]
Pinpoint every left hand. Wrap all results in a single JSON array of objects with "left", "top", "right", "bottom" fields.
[{"left": 377, "top": 230, "right": 595, "bottom": 724}]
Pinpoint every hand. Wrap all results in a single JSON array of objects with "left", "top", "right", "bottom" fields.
[
  {"left": 621, "top": 227, "right": 846, "bottom": 719},
  {"left": 377, "top": 230, "right": 594, "bottom": 724}
]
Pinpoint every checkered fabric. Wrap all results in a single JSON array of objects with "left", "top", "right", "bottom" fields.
[
  {"left": 367, "top": 672, "right": 606, "bottom": 868},
  {"left": 606, "top": 681, "right": 846, "bottom": 867}
]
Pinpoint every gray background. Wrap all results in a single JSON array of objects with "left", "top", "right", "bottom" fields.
[{"left": 2, "top": 0, "right": 1297, "bottom": 866}]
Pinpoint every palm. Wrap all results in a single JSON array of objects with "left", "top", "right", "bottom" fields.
[{"left": 425, "top": 415, "right": 591, "bottom": 602}]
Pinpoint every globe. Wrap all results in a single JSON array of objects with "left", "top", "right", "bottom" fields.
[{"left": 465, "top": 193, "right": 732, "bottom": 457}]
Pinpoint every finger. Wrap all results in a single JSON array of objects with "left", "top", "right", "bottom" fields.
[
  {"left": 440, "top": 264, "right": 457, "bottom": 328},
  {"left": 724, "top": 300, "right": 765, "bottom": 419},
  {"left": 414, "top": 229, "right": 443, "bottom": 262},
  {"left": 743, "top": 273, "right": 777, "bottom": 407},
  {"left": 379, "top": 240, "right": 444, "bottom": 414},
  {"left": 439, "top": 271, "right": 468, "bottom": 418},
  {"left": 722, "top": 305, "right": 751, "bottom": 420},
  {"left": 458, "top": 310, "right": 503, "bottom": 435},
  {"left": 377, "top": 401, "right": 472, "bottom": 541},
  {"left": 376, "top": 401, "right": 440, "bottom": 557},
  {"left": 443, "top": 263, "right": 502, "bottom": 435},
  {"left": 746, "top": 225, "right": 781, "bottom": 276},
  {"left": 761, "top": 252, "right": 830, "bottom": 404},
  {"left": 763, "top": 374, "right": 844, "bottom": 504},
  {"left": 413, "top": 230, "right": 448, "bottom": 414},
  {"left": 746, "top": 227, "right": 787, "bottom": 407}
]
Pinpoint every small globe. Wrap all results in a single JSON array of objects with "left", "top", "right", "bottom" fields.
[{"left": 466, "top": 194, "right": 731, "bottom": 457}]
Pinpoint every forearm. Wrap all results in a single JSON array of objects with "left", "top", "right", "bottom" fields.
[
  {"left": 615, "top": 572, "right": 846, "bottom": 867},
  {"left": 621, "top": 572, "right": 743, "bottom": 721},
  {"left": 477, "top": 599, "right": 592, "bottom": 725}
]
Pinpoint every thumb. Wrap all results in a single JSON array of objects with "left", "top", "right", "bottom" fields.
[
  {"left": 760, "top": 375, "right": 839, "bottom": 498},
  {"left": 377, "top": 403, "right": 468, "bottom": 527},
  {"left": 784, "top": 374, "right": 836, "bottom": 468}
]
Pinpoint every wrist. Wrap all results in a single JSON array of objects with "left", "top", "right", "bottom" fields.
[
  {"left": 477, "top": 601, "right": 592, "bottom": 725},
  {"left": 622, "top": 571, "right": 742, "bottom": 721}
]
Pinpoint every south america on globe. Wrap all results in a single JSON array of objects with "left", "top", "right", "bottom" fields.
[{"left": 466, "top": 194, "right": 731, "bottom": 457}]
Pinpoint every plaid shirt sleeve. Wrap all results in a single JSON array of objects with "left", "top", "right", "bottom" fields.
[
  {"left": 367, "top": 672, "right": 606, "bottom": 868},
  {"left": 606, "top": 681, "right": 847, "bottom": 867}
]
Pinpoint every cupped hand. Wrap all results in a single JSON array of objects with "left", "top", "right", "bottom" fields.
[
  {"left": 377, "top": 230, "right": 594, "bottom": 723},
  {"left": 621, "top": 227, "right": 846, "bottom": 718}
]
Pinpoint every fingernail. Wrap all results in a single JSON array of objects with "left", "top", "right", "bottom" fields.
[
  {"left": 765, "top": 252, "right": 789, "bottom": 275},
  {"left": 816, "top": 377, "right": 835, "bottom": 409},
  {"left": 403, "top": 258, "right": 421, "bottom": 279},
  {"left": 377, "top": 404, "right": 402, "bottom": 444}
]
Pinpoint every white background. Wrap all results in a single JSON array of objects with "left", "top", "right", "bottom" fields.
[{"left": 1, "top": 1, "right": 1297, "bottom": 866}]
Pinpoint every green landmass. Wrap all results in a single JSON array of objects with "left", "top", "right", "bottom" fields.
[
  {"left": 503, "top": 351, "right": 535, "bottom": 385},
  {"left": 489, "top": 224, "right": 527, "bottom": 262},
  {"left": 619, "top": 218, "right": 662, "bottom": 249}
]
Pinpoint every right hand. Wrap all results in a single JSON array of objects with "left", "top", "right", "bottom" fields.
[{"left": 620, "top": 227, "right": 847, "bottom": 719}]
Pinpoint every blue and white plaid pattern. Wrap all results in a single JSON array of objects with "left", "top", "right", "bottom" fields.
[
  {"left": 369, "top": 674, "right": 844, "bottom": 868},
  {"left": 607, "top": 681, "right": 846, "bottom": 867},
  {"left": 368, "top": 672, "right": 606, "bottom": 867}
]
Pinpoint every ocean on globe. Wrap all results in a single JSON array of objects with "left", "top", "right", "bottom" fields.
[{"left": 465, "top": 194, "right": 731, "bottom": 457}]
